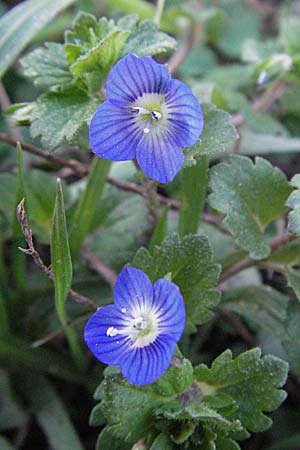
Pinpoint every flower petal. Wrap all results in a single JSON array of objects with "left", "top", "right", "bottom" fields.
[
  {"left": 120, "top": 336, "right": 176, "bottom": 385},
  {"left": 114, "top": 267, "right": 154, "bottom": 314},
  {"left": 166, "top": 79, "right": 204, "bottom": 147},
  {"left": 153, "top": 279, "right": 185, "bottom": 342},
  {"left": 106, "top": 53, "right": 171, "bottom": 104},
  {"left": 136, "top": 129, "right": 184, "bottom": 183},
  {"left": 84, "top": 305, "right": 131, "bottom": 365},
  {"left": 89, "top": 100, "right": 141, "bottom": 161}
]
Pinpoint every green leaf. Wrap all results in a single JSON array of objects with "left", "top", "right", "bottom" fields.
[
  {"left": 51, "top": 178, "right": 72, "bottom": 323},
  {"left": 30, "top": 88, "right": 98, "bottom": 150},
  {"left": 285, "top": 268, "right": 300, "bottom": 302},
  {"left": 96, "top": 426, "right": 131, "bottom": 450},
  {"left": 94, "top": 358, "right": 194, "bottom": 445},
  {"left": 149, "top": 207, "right": 168, "bottom": 255},
  {"left": 195, "top": 348, "right": 288, "bottom": 433},
  {"left": 179, "top": 155, "right": 208, "bottom": 237},
  {"left": 22, "top": 373, "right": 84, "bottom": 450},
  {"left": 286, "top": 174, "right": 300, "bottom": 236},
  {"left": 185, "top": 103, "right": 238, "bottom": 163},
  {"left": 282, "top": 302, "right": 300, "bottom": 376},
  {"left": 123, "top": 19, "right": 176, "bottom": 56},
  {"left": 280, "top": 16, "right": 300, "bottom": 55},
  {"left": 11, "top": 143, "right": 26, "bottom": 290},
  {"left": 209, "top": 156, "right": 292, "bottom": 259},
  {"left": 21, "top": 42, "right": 73, "bottom": 91},
  {"left": 222, "top": 286, "right": 288, "bottom": 337},
  {"left": 69, "top": 157, "right": 111, "bottom": 258},
  {"left": 63, "top": 12, "right": 131, "bottom": 92},
  {"left": 216, "top": 1, "right": 260, "bottom": 57},
  {"left": 0, "top": 369, "right": 25, "bottom": 430},
  {"left": 0, "top": 0, "right": 76, "bottom": 78},
  {"left": 0, "top": 336, "right": 87, "bottom": 385},
  {"left": 150, "top": 433, "right": 173, "bottom": 450},
  {"left": 87, "top": 174, "right": 149, "bottom": 270},
  {"left": 51, "top": 179, "right": 84, "bottom": 367},
  {"left": 132, "top": 233, "right": 221, "bottom": 331},
  {"left": 0, "top": 437, "right": 15, "bottom": 450}
]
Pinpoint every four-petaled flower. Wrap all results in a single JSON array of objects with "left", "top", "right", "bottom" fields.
[
  {"left": 89, "top": 53, "right": 203, "bottom": 183},
  {"left": 84, "top": 267, "right": 185, "bottom": 385}
]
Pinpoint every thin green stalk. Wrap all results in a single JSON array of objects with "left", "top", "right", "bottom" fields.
[
  {"left": 154, "top": 0, "right": 165, "bottom": 27},
  {"left": 178, "top": 155, "right": 209, "bottom": 237}
]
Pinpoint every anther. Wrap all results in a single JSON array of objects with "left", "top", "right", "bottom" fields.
[{"left": 151, "top": 110, "right": 162, "bottom": 120}]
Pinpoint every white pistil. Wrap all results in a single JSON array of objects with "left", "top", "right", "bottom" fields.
[{"left": 143, "top": 127, "right": 150, "bottom": 134}]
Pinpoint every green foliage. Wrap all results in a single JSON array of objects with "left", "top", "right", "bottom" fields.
[
  {"left": 0, "top": 370, "right": 25, "bottom": 430},
  {"left": 286, "top": 174, "right": 300, "bottom": 236},
  {"left": 133, "top": 233, "right": 221, "bottom": 331},
  {"left": 21, "top": 43, "right": 73, "bottom": 90},
  {"left": 69, "top": 157, "right": 111, "bottom": 258},
  {"left": 149, "top": 207, "right": 168, "bottom": 254},
  {"left": 179, "top": 155, "right": 208, "bottom": 237},
  {"left": 30, "top": 88, "right": 98, "bottom": 149},
  {"left": 0, "top": 1, "right": 298, "bottom": 449},
  {"left": 282, "top": 302, "right": 300, "bottom": 376},
  {"left": 122, "top": 19, "right": 176, "bottom": 56},
  {"left": 22, "top": 373, "right": 84, "bottom": 450},
  {"left": 209, "top": 156, "right": 292, "bottom": 259},
  {"left": 185, "top": 103, "right": 238, "bottom": 163},
  {"left": 0, "top": 0, "right": 76, "bottom": 77},
  {"left": 195, "top": 348, "right": 288, "bottom": 433}
]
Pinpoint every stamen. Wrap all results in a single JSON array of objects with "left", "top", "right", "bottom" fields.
[
  {"left": 151, "top": 110, "right": 162, "bottom": 120},
  {"left": 143, "top": 117, "right": 151, "bottom": 134},
  {"left": 106, "top": 326, "right": 119, "bottom": 337},
  {"left": 131, "top": 106, "right": 148, "bottom": 115}
]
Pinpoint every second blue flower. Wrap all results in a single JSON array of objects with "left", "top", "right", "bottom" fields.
[{"left": 89, "top": 53, "right": 204, "bottom": 183}]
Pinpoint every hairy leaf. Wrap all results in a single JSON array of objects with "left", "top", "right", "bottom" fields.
[
  {"left": 123, "top": 19, "right": 176, "bottom": 56},
  {"left": 286, "top": 174, "right": 300, "bottom": 236},
  {"left": 30, "top": 88, "right": 97, "bottom": 149},
  {"left": 133, "top": 233, "right": 221, "bottom": 331},
  {"left": 195, "top": 348, "right": 288, "bottom": 433},
  {"left": 21, "top": 42, "right": 73, "bottom": 90},
  {"left": 209, "top": 156, "right": 292, "bottom": 259},
  {"left": 185, "top": 103, "right": 238, "bottom": 163},
  {"left": 282, "top": 302, "right": 300, "bottom": 376}
]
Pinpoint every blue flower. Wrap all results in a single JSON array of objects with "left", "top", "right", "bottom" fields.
[
  {"left": 89, "top": 53, "right": 203, "bottom": 183},
  {"left": 84, "top": 267, "right": 185, "bottom": 385}
]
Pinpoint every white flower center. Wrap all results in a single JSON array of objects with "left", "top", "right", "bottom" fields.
[
  {"left": 131, "top": 93, "right": 168, "bottom": 135},
  {"left": 106, "top": 307, "right": 160, "bottom": 348}
]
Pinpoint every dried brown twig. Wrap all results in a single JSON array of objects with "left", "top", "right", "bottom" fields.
[{"left": 16, "top": 198, "right": 97, "bottom": 311}]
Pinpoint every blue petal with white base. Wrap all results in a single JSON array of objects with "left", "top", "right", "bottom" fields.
[
  {"left": 84, "top": 267, "right": 186, "bottom": 385},
  {"left": 89, "top": 53, "right": 203, "bottom": 183}
]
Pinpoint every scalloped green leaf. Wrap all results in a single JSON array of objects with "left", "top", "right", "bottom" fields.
[
  {"left": 286, "top": 174, "right": 300, "bottom": 236},
  {"left": 185, "top": 103, "right": 238, "bottom": 163},
  {"left": 195, "top": 348, "right": 288, "bottom": 433},
  {"left": 132, "top": 233, "right": 221, "bottom": 331},
  {"left": 209, "top": 156, "right": 292, "bottom": 259},
  {"left": 122, "top": 19, "right": 176, "bottom": 56},
  {"left": 21, "top": 42, "right": 73, "bottom": 90},
  {"left": 30, "top": 88, "right": 98, "bottom": 149},
  {"left": 282, "top": 302, "right": 300, "bottom": 376}
]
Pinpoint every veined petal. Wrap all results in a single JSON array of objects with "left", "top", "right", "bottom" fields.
[
  {"left": 136, "top": 129, "right": 184, "bottom": 183},
  {"left": 153, "top": 279, "right": 185, "bottom": 342},
  {"left": 89, "top": 100, "right": 141, "bottom": 161},
  {"left": 120, "top": 337, "right": 176, "bottom": 385},
  {"left": 166, "top": 79, "right": 204, "bottom": 147},
  {"left": 84, "top": 305, "right": 131, "bottom": 365},
  {"left": 106, "top": 53, "right": 171, "bottom": 104},
  {"left": 114, "top": 267, "right": 154, "bottom": 315}
]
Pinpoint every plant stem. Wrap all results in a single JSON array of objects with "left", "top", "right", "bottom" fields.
[{"left": 154, "top": 0, "right": 165, "bottom": 27}]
